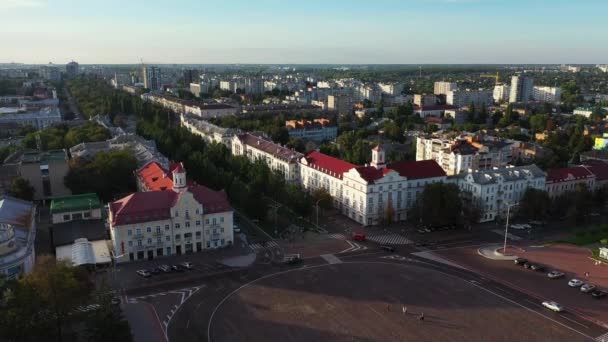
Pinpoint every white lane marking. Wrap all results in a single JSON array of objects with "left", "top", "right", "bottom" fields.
[
  {"left": 596, "top": 331, "right": 608, "bottom": 341},
  {"left": 561, "top": 315, "right": 590, "bottom": 329}
]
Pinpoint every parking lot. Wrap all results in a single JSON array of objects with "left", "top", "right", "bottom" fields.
[{"left": 436, "top": 243, "right": 608, "bottom": 326}]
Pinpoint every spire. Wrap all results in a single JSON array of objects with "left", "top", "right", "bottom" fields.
[
  {"left": 172, "top": 162, "right": 187, "bottom": 192},
  {"left": 371, "top": 144, "right": 386, "bottom": 169}
]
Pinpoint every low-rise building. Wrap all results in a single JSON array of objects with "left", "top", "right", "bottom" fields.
[
  {"left": 285, "top": 118, "right": 337, "bottom": 142},
  {"left": 413, "top": 104, "right": 458, "bottom": 118},
  {"left": 455, "top": 165, "right": 546, "bottom": 222},
  {"left": 232, "top": 133, "right": 303, "bottom": 182},
  {"left": 180, "top": 114, "right": 238, "bottom": 149},
  {"left": 0, "top": 196, "right": 36, "bottom": 279},
  {"left": 573, "top": 107, "right": 594, "bottom": 118},
  {"left": 0, "top": 106, "right": 61, "bottom": 129},
  {"left": 109, "top": 163, "right": 233, "bottom": 263},
  {"left": 545, "top": 165, "right": 596, "bottom": 198},
  {"left": 446, "top": 89, "right": 493, "bottom": 109},
  {"left": 69, "top": 134, "right": 169, "bottom": 168},
  {"left": 50, "top": 193, "right": 103, "bottom": 224},
  {"left": 141, "top": 94, "right": 238, "bottom": 118}
]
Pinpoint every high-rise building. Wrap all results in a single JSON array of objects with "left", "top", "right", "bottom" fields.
[
  {"left": 183, "top": 69, "right": 199, "bottom": 87},
  {"left": 434, "top": 81, "right": 458, "bottom": 96},
  {"left": 532, "top": 86, "right": 562, "bottom": 104},
  {"left": 143, "top": 66, "right": 162, "bottom": 91},
  {"left": 509, "top": 76, "right": 534, "bottom": 103},
  {"left": 65, "top": 61, "right": 79, "bottom": 79},
  {"left": 446, "top": 89, "right": 492, "bottom": 108},
  {"left": 493, "top": 84, "right": 511, "bottom": 103},
  {"left": 327, "top": 94, "right": 353, "bottom": 116}
]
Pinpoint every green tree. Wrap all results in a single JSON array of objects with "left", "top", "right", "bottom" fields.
[
  {"left": 519, "top": 188, "right": 551, "bottom": 220},
  {"left": 409, "top": 183, "right": 462, "bottom": 227},
  {"left": 529, "top": 114, "right": 549, "bottom": 133},
  {"left": 311, "top": 188, "right": 332, "bottom": 209},
  {"left": 9, "top": 177, "right": 35, "bottom": 201}
]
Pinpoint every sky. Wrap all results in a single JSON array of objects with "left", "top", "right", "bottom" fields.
[{"left": 1, "top": 0, "right": 607, "bottom": 64}]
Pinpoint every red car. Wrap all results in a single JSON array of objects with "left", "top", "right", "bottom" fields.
[{"left": 351, "top": 232, "right": 366, "bottom": 241}]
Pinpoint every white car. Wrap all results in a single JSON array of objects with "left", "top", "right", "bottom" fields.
[
  {"left": 581, "top": 284, "right": 596, "bottom": 293},
  {"left": 520, "top": 224, "right": 532, "bottom": 229},
  {"left": 547, "top": 271, "right": 564, "bottom": 279},
  {"left": 510, "top": 224, "right": 525, "bottom": 230},
  {"left": 568, "top": 279, "right": 584, "bottom": 287},
  {"left": 136, "top": 269, "right": 151, "bottom": 278},
  {"left": 542, "top": 301, "right": 564, "bottom": 312}
]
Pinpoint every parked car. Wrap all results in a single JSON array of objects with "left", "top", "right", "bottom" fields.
[
  {"left": 542, "top": 301, "right": 564, "bottom": 312},
  {"left": 181, "top": 262, "right": 194, "bottom": 270},
  {"left": 581, "top": 284, "right": 596, "bottom": 293},
  {"left": 530, "top": 220, "right": 546, "bottom": 226},
  {"left": 351, "top": 232, "right": 366, "bottom": 241},
  {"left": 523, "top": 262, "right": 532, "bottom": 269},
  {"left": 568, "top": 279, "right": 584, "bottom": 287},
  {"left": 233, "top": 224, "right": 241, "bottom": 233},
  {"left": 171, "top": 265, "right": 185, "bottom": 272},
  {"left": 380, "top": 245, "right": 395, "bottom": 252},
  {"left": 514, "top": 258, "right": 528, "bottom": 265},
  {"left": 150, "top": 267, "right": 161, "bottom": 275},
  {"left": 510, "top": 224, "right": 525, "bottom": 230},
  {"left": 159, "top": 265, "right": 171, "bottom": 272},
  {"left": 284, "top": 254, "right": 302, "bottom": 265},
  {"left": 136, "top": 270, "right": 151, "bottom": 278},
  {"left": 591, "top": 290, "right": 607, "bottom": 299},
  {"left": 520, "top": 224, "right": 532, "bottom": 229},
  {"left": 547, "top": 271, "right": 564, "bottom": 279},
  {"left": 530, "top": 264, "right": 545, "bottom": 272}
]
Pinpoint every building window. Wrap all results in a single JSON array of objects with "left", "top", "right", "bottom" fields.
[
  {"left": 206, "top": 241, "right": 210, "bottom": 248},
  {"left": 156, "top": 226, "right": 161, "bottom": 233},
  {"left": 196, "top": 220, "right": 201, "bottom": 226},
  {"left": 213, "top": 228, "right": 217, "bottom": 234},
  {"left": 213, "top": 218, "right": 217, "bottom": 225},
  {"left": 166, "top": 235, "right": 170, "bottom": 242},
  {"left": 195, "top": 208, "right": 200, "bottom": 214},
  {"left": 128, "top": 229, "right": 132, "bottom": 236},
  {"left": 146, "top": 227, "right": 151, "bottom": 233},
  {"left": 184, "top": 233, "right": 192, "bottom": 239},
  {"left": 166, "top": 247, "right": 171, "bottom": 255},
  {"left": 137, "top": 240, "right": 142, "bottom": 246},
  {"left": 196, "top": 231, "right": 201, "bottom": 239},
  {"left": 174, "top": 210, "right": 179, "bottom": 217},
  {"left": 185, "top": 221, "right": 190, "bottom": 228},
  {"left": 136, "top": 228, "right": 141, "bottom": 235},
  {"left": 205, "top": 219, "right": 209, "bottom": 224},
  {"left": 157, "top": 238, "right": 162, "bottom": 244},
  {"left": 128, "top": 241, "right": 133, "bottom": 247},
  {"left": 175, "top": 234, "right": 181, "bottom": 240},
  {"left": 147, "top": 238, "right": 152, "bottom": 244},
  {"left": 220, "top": 217, "right": 224, "bottom": 223},
  {"left": 84, "top": 212, "right": 91, "bottom": 218},
  {"left": 221, "top": 239, "right": 225, "bottom": 245},
  {"left": 165, "top": 224, "right": 170, "bottom": 231},
  {"left": 175, "top": 223, "right": 180, "bottom": 229},
  {"left": 63, "top": 214, "right": 70, "bottom": 221},
  {"left": 221, "top": 227, "right": 224, "bottom": 233}
]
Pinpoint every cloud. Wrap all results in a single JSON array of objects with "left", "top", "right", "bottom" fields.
[{"left": 0, "top": 0, "right": 45, "bottom": 9}]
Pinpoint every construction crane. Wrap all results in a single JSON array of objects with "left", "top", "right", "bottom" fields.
[{"left": 480, "top": 71, "right": 500, "bottom": 85}]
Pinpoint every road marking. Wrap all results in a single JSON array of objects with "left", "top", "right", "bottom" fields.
[
  {"left": 596, "top": 331, "right": 608, "bottom": 341},
  {"left": 186, "top": 319, "right": 190, "bottom": 329},
  {"left": 492, "top": 286, "right": 514, "bottom": 296},
  {"left": 561, "top": 315, "right": 590, "bottom": 329},
  {"left": 367, "top": 304, "right": 385, "bottom": 319},
  {"left": 321, "top": 254, "right": 342, "bottom": 264},
  {"left": 525, "top": 299, "right": 542, "bottom": 307}
]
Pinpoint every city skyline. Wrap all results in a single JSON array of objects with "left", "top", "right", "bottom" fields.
[{"left": 2, "top": 0, "right": 607, "bottom": 64}]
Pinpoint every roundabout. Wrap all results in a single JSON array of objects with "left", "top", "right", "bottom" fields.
[{"left": 194, "top": 261, "right": 590, "bottom": 342}]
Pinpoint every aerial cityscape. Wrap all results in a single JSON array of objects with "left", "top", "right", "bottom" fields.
[{"left": 2, "top": 1, "right": 608, "bottom": 341}]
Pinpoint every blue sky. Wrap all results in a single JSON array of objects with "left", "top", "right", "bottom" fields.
[{"left": 1, "top": 0, "right": 607, "bottom": 64}]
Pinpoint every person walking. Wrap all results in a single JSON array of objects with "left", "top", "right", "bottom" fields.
[
  {"left": 386, "top": 304, "right": 390, "bottom": 312},
  {"left": 419, "top": 312, "right": 425, "bottom": 321},
  {"left": 402, "top": 306, "right": 407, "bottom": 314}
]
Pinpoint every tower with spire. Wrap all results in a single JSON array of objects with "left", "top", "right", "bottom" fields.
[
  {"left": 370, "top": 144, "right": 386, "bottom": 169},
  {"left": 172, "top": 162, "right": 187, "bottom": 192}
]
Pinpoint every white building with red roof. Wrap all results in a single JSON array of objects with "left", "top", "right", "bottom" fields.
[
  {"left": 299, "top": 145, "right": 447, "bottom": 226},
  {"left": 109, "top": 162, "right": 233, "bottom": 263},
  {"left": 545, "top": 165, "right": 596, "bottom": 199}
]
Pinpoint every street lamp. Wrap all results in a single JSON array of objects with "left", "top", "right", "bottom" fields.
[
  {"left": 315, "top": 198, "right": 326, "bottom": 227},
  {"left": 502, "top": 202, "right": 519, "bottom": 255}
]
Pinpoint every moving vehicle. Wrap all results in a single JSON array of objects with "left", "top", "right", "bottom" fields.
[
  {"left": 547, "top": 271, "right": 564, "bottom": 279},
  {"left": 530, "top": 264, "right": 545, "bottom": 272},
  {"left": 352, "top": 232, "right": 366, "bottom": 241},
  {"left": 530, "top": 220, "right": 546, "bottom": 226},
  {"left": 542, "top": 301, "right": 564, "bottom": 312},
  {"left": 181, "top": 261, "right": 194, "bottom": 270},
  {"left": 568, "top": 279, "right": 583, "bottom": 287},
  {"left": 514, "top": 258, "right": 528, "bottom": 265},
  {"left": 380, "top": 245, "right": 395, "bottom": 252},
  {"left": 591, "top": 290, "right": 607, "bottom": 299},
  {"left": 159, "top": 265, "right": 171, "bottom": 272},
  {"left": 581, "top": 284, "right": 596, "bottom": 293},
  {"left": 171, "top": 264, "right": 185, "bottom": 272},
  {"left": 150, "top": 267, "right": 161, "bottom": 275},
  {"left": 524, "top": 262, "right": 532, "bottom": 269},
  {"left": 284, "top": 254, "right": 302, "bottom": 265},
  {"left": 136, "top": 269, "right": 151, "bottom": 278}
]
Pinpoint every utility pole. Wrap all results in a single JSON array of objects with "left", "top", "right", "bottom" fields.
[{"left": 503, "top": 202, "right": 519, "bottom": 255}]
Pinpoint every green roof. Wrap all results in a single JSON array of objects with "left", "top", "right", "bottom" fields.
[
  {"left": 21, "top": 149, "right": 67, "bottom": 164},
  {"left": 50, "top": 193, "right": 102, "bottom": 214}
]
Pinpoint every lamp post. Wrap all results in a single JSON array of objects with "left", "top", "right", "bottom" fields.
[
  {"left": 315, "top": 198, "right": 325, "bottom": 227},
  {"left": 503, "top": 202, "right": 519, "bottom": 255}
]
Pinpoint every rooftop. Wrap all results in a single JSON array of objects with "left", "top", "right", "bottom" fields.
[
  {"left": 388, "top": 160, "right": 447, "bottom": 180},
  {"left": 302, "top": 151, "right": 357, "bottom": 179},
  {"left": 50, "top": 193, "right": 102, "bottom": 214},
  {"left": 461, "top": 165, "right": 546, "bottom": 185},
  {"left": 0, "top": 196, "right": 35, "bottom": 228},
  {"left": 51, "top": 219, "right": 107, "bottom": 247},
  {"left": 237, "top": 133, "right": 303, "bottom": 163}
]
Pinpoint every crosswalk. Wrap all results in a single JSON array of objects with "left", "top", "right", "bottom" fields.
[
  {"left": 366, "top": 233, "right": 412, "bottom": 245},
  {"left": 249, "top": 240, "right": 280, "bottom": 252},
  {"left": 596, "top": 332, "right": 608, "bottom": 342},
  {"left": 328, "top": 233, "right": 347, "bottom": 240}
]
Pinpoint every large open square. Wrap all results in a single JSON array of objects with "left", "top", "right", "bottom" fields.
[{"left": 207, "top": 262, "right": 591, "bottom": 342}]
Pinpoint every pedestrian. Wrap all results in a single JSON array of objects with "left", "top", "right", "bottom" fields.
[
  {"left": 419, "top": 312, "right": 424, "bottom": 321},
  {"left": 402, "top": 306, "right": 407, "bottom": 314},
  {"left": 585, "top": 271, "right": 590, "bottom": 278},
  {"left": 386, "top": 304, "right": 390, "bottom": 312}
]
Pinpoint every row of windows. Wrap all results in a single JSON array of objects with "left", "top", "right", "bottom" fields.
[
  {"left": 126, "top": 218, "right": 225, "bottom": 236},
  {"left": 127, "top": 227, "right": 226, "bottom": 247}
]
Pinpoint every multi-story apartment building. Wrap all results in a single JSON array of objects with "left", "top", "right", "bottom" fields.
[
  {"left": 141, "top": 94, "right": 238, "bottom": 118},
  {"left": 378, "top": 83, "right": 404, "bottom": 96},
  {"left": 509, "top": 76, "right": 534, "bottom": 103},
  {"left": 455, "top": 165, "right": 546, "bottom": 222},
  {"left": 143, "top": 66, "right": 162, "bottom": 91},
  {"left": 545, "top": 166, "right": 596, "bottom": 199},
  {"left": 231, "top": 133, "right": 303, "bottom": 182},
  {"left": 493, "top": 84, "right": 511, "bottom": 103},
  {"left": 416, "top": 136, "right": 517, "bottom": 176},
  {"left": 533, "top": 86, "right": 562, "bottom": 104},
  {"left": 285, "top": 119, "right": 337, "bottom": 142},
  {"left": 434, "top": 82, "right": 458, "bottom": 96},
  {"left": 299, "top": 146, "right": 447, "bottom": 225},
  {"left": 69, "top": 134, "right": 169, "bottom": 168},
  {"left": 327, "top": 94, "right": 353, "bottom": 116},
  {"left": 110, "top": 163, "right": 233, "bottom": 263},
  {"left": 65, "top": 61, "right": 79, "bottom": 79},
  {"left": 180, "top": 114, "right": 238, "bottom": 148},
  {"left": 413, "top": 94, "right": 437, "bottom": 107},
  {"left": 0, "top": 196, "right": 36, "bottom": 279},
  {"left": 446, "top": 89, "right": 493, "bottom": 109}
]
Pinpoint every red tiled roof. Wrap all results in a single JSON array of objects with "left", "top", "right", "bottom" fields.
[
  {"left": 546, "top": 166, "right": 595, "bottom": 183},
  {"left": 137, "top": 161, "right": 174, "bottom": 191},
  {"left": 583, "top": 160, "right": 608, "bottom": 182},
  {"left": 388, "top": 160, "right": 447, "bottom": 180},
  {"left": 302, "top": 151, "right": 357, "bottom": 179},
  {"left": 355, "top": 166, "right": 392, "bottom": 183},
  {"left": 110, "top": 185, "right": 231, "bottom": 226},
  {"left": 238, "top": 133, "right": 303, "bottom": 162}
]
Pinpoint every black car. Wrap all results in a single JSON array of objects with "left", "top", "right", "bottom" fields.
[
  {"left": 150, "top": 267, "right": 161, "bottom": 275},
  {"left": 514, "top": 258, "right": 528, "bottom": 265},
  {"left": 530, "top": 264, "right": 545, "bottom": 272},
  {"left": 171, "top": 264, "right": 185, "bottom": 272},
  {"left": 284, "top": 254, "right": 302, "bottom": 265},
  {"left": 523, "top": 262, "right": 532, "bottom": 269},
  {"left": 380, "top": 245, "right": 395, "bottom": 252},
  {"left": 592, "top": 290, "right": 607, "bottom": 299}
]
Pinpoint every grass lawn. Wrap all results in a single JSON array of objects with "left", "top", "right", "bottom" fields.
[{"left": 560, "top": 224, "right": 608, "bottom": 246}]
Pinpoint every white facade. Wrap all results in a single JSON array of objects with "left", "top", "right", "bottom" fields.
[
  {"left": 0, "top": 196, "right": 36, "bottom": 279},
  {"left": 446, "top": 89, "right": 493, "bottom": 108},
  {"left": 533, "top": 86, "right": 562, "bottom": 104},
  {"left": 434, "top": 82, "right": 458, "bottom": 96},
  {"left": 493, "top": 84, "right": 511, "bottom": 103},
  {"left": 180, "top": 114, "right": 237, "bottom": 148},
  {"left": 509, "top": 76, "right": 534, "bottom": 103},
  {"left": 455, "top": 165, "right": 546, "bottom": 222},
  {"left": 0, "top": 106, "right": 61, "bottom": 129},
  {"left": 378, "top": 83, "right": 404, "bottom": 96}
]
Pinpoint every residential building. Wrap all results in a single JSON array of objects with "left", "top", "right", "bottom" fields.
[
  {"left": 327, "top": 94, "right": 353, "bottom": 116},
  {"left": 413, "top": 104, "right": 458, "bottom": 118},
  {"left": 232, "top": 133, "right": 303, "bottom": 182},
  {"left": 69, "top": 134, "right": 169, "bottom": 168},
  {"left": 573, "top": 107, "right": 594, "bottom": 118},
  {"left": 378, "top": 83, "right": 404, "bottom": 96},
  {"left": 285, "top": 119, "right": 337, "bottom": 142},
  {"left": 0, "top": 106, "right": 61, "bottom": 129},
  {"left": 594, "top": 133, "right": 608, "bottom": 150},
  {"left": 434, "top": 82, "right": 458, "bottom": 96},
  {"left": 40, "top": 66, "right": 61, "bottom": 81},
  {"left": 180, "top": 114, "right": 238, "bottom": 148},
  {"left": 493, "top": 84, "right": 511, "bottom": 103},
  {"left": 0, "top": 196, "right": 36, "bottom": 279},
  {"left": 50, "top": 193, "right": 103, "bottom": 224},
  {"left": 444, "top": 109, "right": 467, "bottom": 124},
  {"left": 143, "top": 66, "right": 162, "bottom": 91},
  {"left": 455, "top": 165, "right": 546, "bottom": 222},
  {"left": 299, "top": 146, "right": 447, "bottom": 226},
  {"left": 545, "top": 166, "right": 595, "bottom": 199},
  {"left": 533, "top": 86, "right": 562, "bottom": 104},
  {"left": 110, "top": 163, "right": 233, "bottom": 263},
  {"left": 140, "top": 94, "right": 238, "bottom": 118},
  {"left": 4, "top": 149, "right": 71, "bottom": 201},
  {"left": 413, "top": 94, "right": 437, "bottom": 107},
  {"left": 183, "top": 69, "right": 199, "bottom": 87},
  {"left": 446, "top": 89, "right": 493, "bottom": 109},
  {"left": 509, "top": 76, "right": 534, "bottom": 103},
  {"left": 66, "top": 61, "right": 79, "bottom": 79}
]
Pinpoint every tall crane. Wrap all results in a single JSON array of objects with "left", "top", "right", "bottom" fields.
[{"left": 480, "top": 71, "right": 500, "bottom": 85}]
